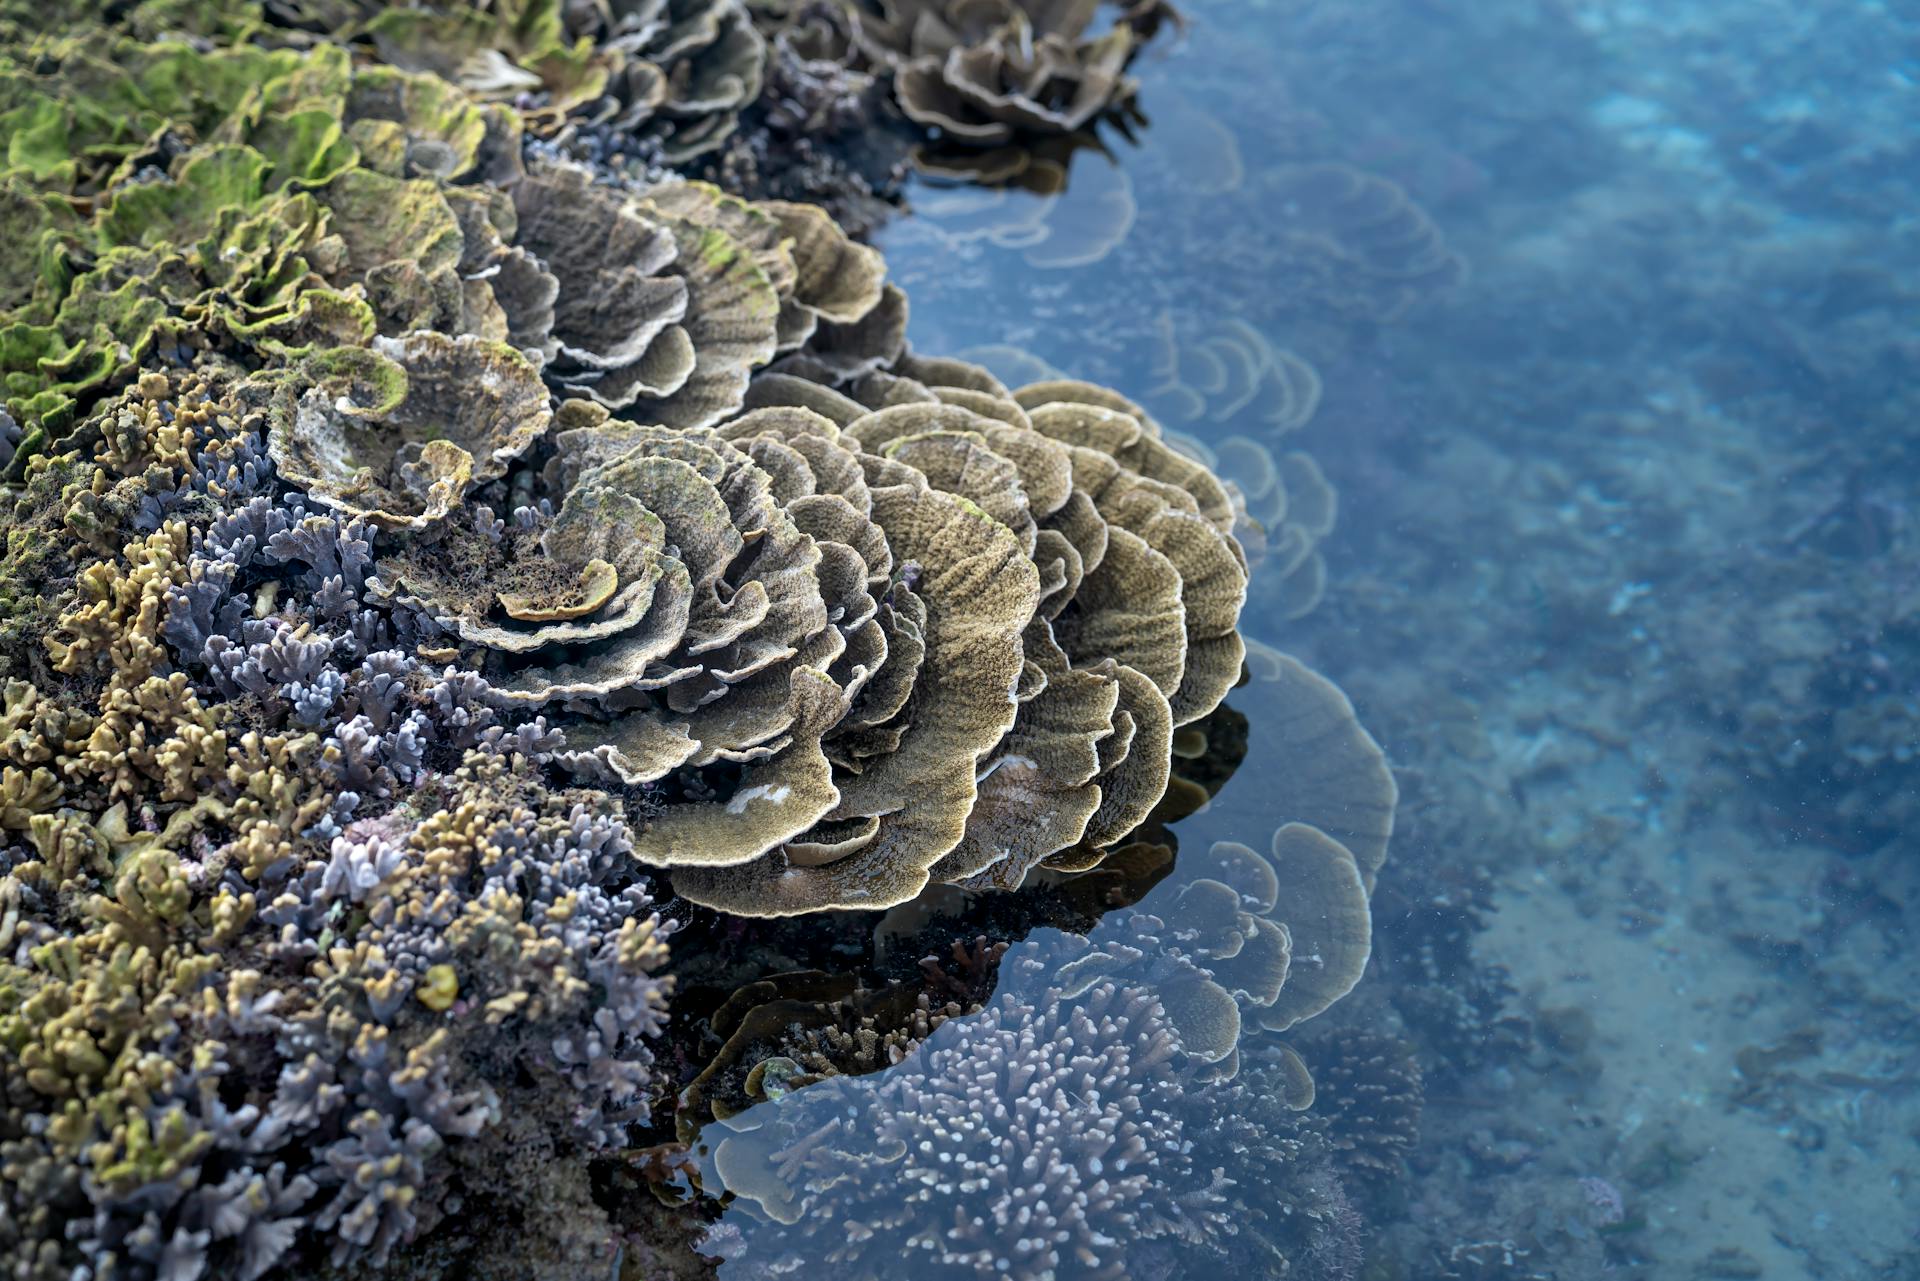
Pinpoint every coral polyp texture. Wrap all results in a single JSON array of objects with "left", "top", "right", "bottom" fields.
[{"left": 0, "top": 6, "right": 1398, "bottom": 1280}]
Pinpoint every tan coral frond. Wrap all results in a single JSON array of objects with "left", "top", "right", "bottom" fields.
[{"left": 269, "top": 333, "right": 549, "bottom": 530}]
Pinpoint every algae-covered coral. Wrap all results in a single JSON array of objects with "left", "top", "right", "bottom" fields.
[{"left": 0, "top": 5, "right": 1402, "bottom": 1278}]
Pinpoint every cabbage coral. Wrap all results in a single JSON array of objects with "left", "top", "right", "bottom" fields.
[
  {"left": 765, "top": 0, "right": 1172, "bottom": 174},
  {"left": 364, "top": 348, "right": 1249, "bottom": 916},
  {"left": 362, "top": 0, "right": 769, "bottom": 160},
  {"left": 5, "top": 0, "right": 770, "bottom": 163},
  {"left": 0, "top": 7, "right": 1397, "bottom": 1279}
]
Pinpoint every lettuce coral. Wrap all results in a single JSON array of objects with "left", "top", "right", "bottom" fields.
[
  {"left": 756, "top": 0, "right": 1172, "bottom": 177},
  {"left": 0, "top": 7, "right": 1398, "bottom": 1279},
  {"left": 358, "top": 343, "right": 1249, "bottom": 916}
]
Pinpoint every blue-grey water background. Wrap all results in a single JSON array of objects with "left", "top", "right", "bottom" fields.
[{"left": 713, "top": 1, "right": 1920, "bottom": 1277}]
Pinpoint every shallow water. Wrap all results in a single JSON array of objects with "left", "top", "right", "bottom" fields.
[{"left": 708, "top": 2, "right": 1920, "bottom": 1277}]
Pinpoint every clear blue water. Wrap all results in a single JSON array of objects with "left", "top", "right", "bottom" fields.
[{"left": 698, "top": 2, "right": 1920, "bottom": 1277}]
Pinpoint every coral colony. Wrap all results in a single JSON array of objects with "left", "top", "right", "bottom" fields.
[{"left": 0, "top": 3, "right": 1403, "bottom": 1278}]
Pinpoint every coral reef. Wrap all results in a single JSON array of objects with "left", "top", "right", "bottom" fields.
[
  {"left": 667, "top": 634, "right": 1399, "bottom": 1272},
  {"left": 3, "top": 28, "right": 1261, "bottom": 918},
  {"left": 0, "top": 4, "right": 1419, "bottom": 1278},
  {"left": 752, "top": 0, "right": 1175, "bottom": 180},
  {"left": 0, "top": 370, "right": 675, "bottom": 1280},
  {"left": 688, "top": 1, "right": 915, "bottom": 233}
]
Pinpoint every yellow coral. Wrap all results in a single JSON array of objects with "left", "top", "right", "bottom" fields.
[
  {"left": 0, "top": 766, "right": 61, "bottom": 830},
  {"left": 417, "top": 964, "right": 459, "bottom": 1011},
  {"left": 47, "top": 521, "right": 191, "bottom": 681},
  {"left": 221, "top": 731, "right": 332, "bottom": 880}
]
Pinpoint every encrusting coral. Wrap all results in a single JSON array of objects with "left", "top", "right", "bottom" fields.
[{"left": 0, "top": 6, "right": 1403, "bottom": 1279}]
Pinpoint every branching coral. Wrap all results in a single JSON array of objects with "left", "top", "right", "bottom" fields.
[
  {"left": 692, "top": 940, "right": 1360, "bottom": 1281},
  {"left": 1292, "top": 1030, "right": 1423, "bottom": 1191},
  {"left": 0, "top": 373, "right": 673, "bottom": 1281},
  {"left": 695, "top": 962, "right": 1222, "bottom": 1279}
]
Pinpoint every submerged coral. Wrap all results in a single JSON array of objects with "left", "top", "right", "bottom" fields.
[
  {"left": 1144, "top": 312, "right": 1323, "bottom": 436},
  {"left": 1167, "top": 435, "right": 1338, "bottom": 620},
  {"left": 695, "top": 968, "right": 1214, "bottom": 1279},
  {"left": 693, "top": 938, "right": 1361, "bottom": 1281},
  {"left": 752, "top": 0, "right": 1173, "bottom": 179}
]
